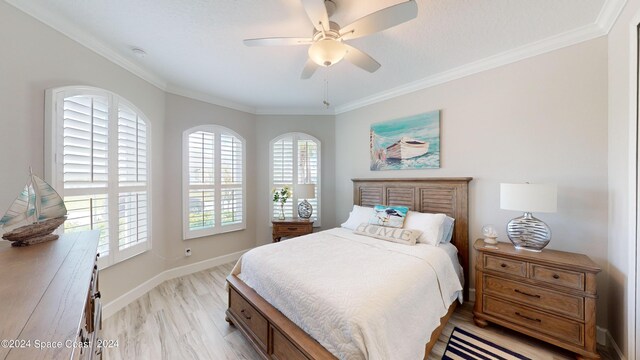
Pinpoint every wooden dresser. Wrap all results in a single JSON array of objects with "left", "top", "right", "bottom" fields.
[
  {"left": 473, "top": 240, "right": 601, "bottom": 360},
  {"left": 0, "top": 231, "right": 102, "bottom": 360},
  {"left": 271, "top": 219, "right": 313, "bottom": 242}
]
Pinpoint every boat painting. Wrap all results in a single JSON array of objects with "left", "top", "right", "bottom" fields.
[
  {"left": 0, "top": 169, "right": 67, "bottom": 247},
  {"left": 370, "top": 111, "right": 440, "bottom": 170},
  {"left": 386, "top": 137, "right": 429, "bottom": 160}
]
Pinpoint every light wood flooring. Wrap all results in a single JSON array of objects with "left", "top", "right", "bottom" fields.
[{"left": 103, "top": 262, "right": 613, "bottom": 360}]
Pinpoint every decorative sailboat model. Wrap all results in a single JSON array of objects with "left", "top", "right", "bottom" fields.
[{"left": 0, "top": 169, "right": 67, "bottom": 247}]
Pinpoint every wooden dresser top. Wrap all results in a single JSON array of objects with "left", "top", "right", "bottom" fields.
[
  {"left": 0, "top": 231, "right": 99, "bottom": 360},
  {"left": 473, "top": 239, "right": 601, "bottom": 273}
]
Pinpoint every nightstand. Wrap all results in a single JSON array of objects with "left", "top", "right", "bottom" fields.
[
  {"left": 271, "top": 219, "right": 314, "bottom": 242},
  {"left": 473, "top": 239, "right": 601, "bottom": 360}
]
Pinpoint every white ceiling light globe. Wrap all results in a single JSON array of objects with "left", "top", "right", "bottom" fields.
[{"left": 308, "top": 39, "right": 347, "bottom": 67}]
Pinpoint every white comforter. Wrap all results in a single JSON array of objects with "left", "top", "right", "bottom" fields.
[{"left": 231, "top": 228, "right": 463, "bottom": 360}]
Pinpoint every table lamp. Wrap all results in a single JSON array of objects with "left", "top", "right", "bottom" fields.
[
  {"left": 296, "top": 184, "right": 315, "bottom": 219},
  {"left": 500, "top": 183, "right": 557, "bottom": 252}
]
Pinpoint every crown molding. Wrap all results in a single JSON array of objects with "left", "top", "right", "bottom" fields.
[
  {"left": 595, "top": 0, "right": 627, "bottom": 33},
  {"left": 254, "top": 107, "right": 335, "bottom": 116},
  {"left": 7, "top": 0, "right": 625, "bottom": 116},
  {"left": 165, "top": 85, "right": 257, "bottom": 114},
  {"left": 5, "top": 0, "right": 168, "bottom": 91},
  {"left": 334, "top": 22, "right": 607, "bottom": 114}
]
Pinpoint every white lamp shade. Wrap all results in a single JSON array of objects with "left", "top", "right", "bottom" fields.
[
  {"left": 296, "top": 184, "right": 316, "bottom": 199},
  {"left": 308, "top": 39, "right": 347, "bottom": 67},
  {"left": 500, "top": 183, "right": 557, "bottom": 213}
]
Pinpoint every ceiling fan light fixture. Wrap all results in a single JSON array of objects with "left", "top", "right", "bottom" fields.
[{"left": 308, "top": 39, "right": 347, "bottom": 67}]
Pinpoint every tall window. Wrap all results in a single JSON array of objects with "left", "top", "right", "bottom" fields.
[
  {"left": 269, "top": 133, "right": 321, "bottom": 225},
  {"left": 183, "top": 125, "right": 245, "bottom": 239},
  {"left": 46, "top": 86, "right": 151, "bottom": 268}
]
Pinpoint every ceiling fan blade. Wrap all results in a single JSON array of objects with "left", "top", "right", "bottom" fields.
[
  {"left": 244, "top": 37, "right": 312, "bottom": 47},
  {"left": 301, "top": 59, "right": 319, "bottom": 79},
  {"left": 301, "top": 0, "right": 330, "bottom": 32},
  {"left": 344, "top": 44, "right": 381, "bottom": 73},
  {"left": 339, "top": 0, "right": 418, "bottom": 41}
]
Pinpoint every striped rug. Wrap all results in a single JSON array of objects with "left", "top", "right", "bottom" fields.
[{"left": 442, "top": 327, "right": 531, "bottom": 360}]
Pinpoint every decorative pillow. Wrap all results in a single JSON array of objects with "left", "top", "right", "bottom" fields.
[
  {"left": 341, "top": 205, "right": 375, "bottom": 230},
  {"left": 368, "top": 205, "right": 409, "bottom": 228},
  {"left": 355, "top": 223, "right": 421, "bottom": 246},
  {"left": 403, "top": 211, "right": 447, "bottom": 245},
  {"left": 441, "top": 216, "right": 455, "bottom": 244}
]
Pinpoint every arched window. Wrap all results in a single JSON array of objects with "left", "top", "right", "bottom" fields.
[
  {"left": 183, "top": 125, "right": 246, "bottom": 239},
  {"left": 269, "top": 133, "right": 321, "bottom": 225},
  {"left": 46, "top": 86, "right": 151, "bottom": 268}
]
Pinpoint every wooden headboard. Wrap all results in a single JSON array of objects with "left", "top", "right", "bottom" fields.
[{"left": 352, "top": 177, "right": 472, "bottom": 300}]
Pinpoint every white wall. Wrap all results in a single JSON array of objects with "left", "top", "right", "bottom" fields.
[
  {"left": 0, "top": 1, "right": 167, "bottom": 303},
  {"left": 334, "top": 38, "right": 610, "bottom": 325},
  {"left": 162, "top": 94, "right": 258, "bottom": 268},
  {"left": 607, "top": 0, "right": 640, "bottom": 357},
  {"left": 255, "top": 115, "right": 336, "bottom": 245},
  {"left": 0, "top": 0, "right": 340, "bottom": 305}
]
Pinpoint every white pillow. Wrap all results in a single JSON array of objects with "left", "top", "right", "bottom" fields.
[
  {"left": 403, "top": 211, "right": 447, "bottom": 245},
  {"left": 441, "top": 216, "right": 455, "bottom": 244},
  {"left": 341, "top": 205, "right": 375, "bottom": 230}
]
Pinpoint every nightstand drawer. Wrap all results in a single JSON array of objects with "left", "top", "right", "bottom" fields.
[
  {"left": 483, "top": 254, "right": 526, "bottom": 277},
  {"left": 273, "top": 225, "right": 311, "bottom": 238},
  {"left": 531, "top": 264, "right": 584, "bottom": 291},
  {"left": 484, "top": 275, "right": 584, "bottom": 320},
  {"left": 483, "top": 295, "right": 584, "bottom": 346}
]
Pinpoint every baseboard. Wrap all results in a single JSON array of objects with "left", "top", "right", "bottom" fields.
[
  {"left": 103, "top": 249, "right": 249, "bottom": 319},
  {"left": 469, "top": 287, "right": 476, "bottom": 301},
  {"left": 597, "top": 326, "right": 607, "bottom": 346},
  {"left": 162, "top": 250, "right": 248, "bottom": 280},
  {"left": 606, "top": 329, "right": 626, "bottom": 360}
]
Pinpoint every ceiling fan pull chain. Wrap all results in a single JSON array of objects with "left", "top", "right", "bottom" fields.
[{"left": 323, "top": 70, "right": 330, "bottom": 109}]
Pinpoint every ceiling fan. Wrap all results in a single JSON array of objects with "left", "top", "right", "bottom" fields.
[{"left": 243, "top": 0, "right": 418, "bottom": 79}]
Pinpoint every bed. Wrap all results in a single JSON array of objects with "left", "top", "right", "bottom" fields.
[{"left": 226, "top": 178, "right": 471, "bottom": 360}]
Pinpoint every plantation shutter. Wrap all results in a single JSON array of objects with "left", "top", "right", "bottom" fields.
[
  {"left": 220, "top": 133, "right": 243, "bottom": 226},
  {"left": 183, "top": 126, "right": 246, "bottom": 239},
  {"left": 272, "top": 137, "right": 294, "bottom": 218},
  {"left": 298, "top": 139, "right": 319, "bottom": 222},
  {"left": 52, "top": 88, "right": 152, "bottom": 268},
  {"left": 61, "top": 95, "right": 110, "bottom": 256},
  {"left": 117, "top": 104, "right": 148, "bottom": 251},
  {"left": 187, "top": 131, "right": 215, "bottom": 232}
]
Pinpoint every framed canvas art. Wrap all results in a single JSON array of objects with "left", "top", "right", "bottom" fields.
[{"left": 370, "top": 111, "right": 440, "bottom": 170}]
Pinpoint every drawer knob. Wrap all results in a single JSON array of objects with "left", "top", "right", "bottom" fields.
[
  {"left": 240, "top": 309, "right": 252, "bottom": 320},
  {"left": 515, "top": 312, "right": 541, "bottom": 323},
  {"left": 553, "top": 274, "right": 560, "bottom": 279},
  {"left": 514, "top": 289, "right": 541, "bottom": 298},
  {"left": 500, "top": 263, "right": 507, "bottom": 268}
]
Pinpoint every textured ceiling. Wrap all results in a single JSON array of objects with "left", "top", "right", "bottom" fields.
[{"left": 9, "top": 0, "right": 608, "bottom": 112}]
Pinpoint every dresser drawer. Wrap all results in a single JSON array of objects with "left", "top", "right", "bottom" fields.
[
  {"left": 229, "top": 287, "right": 269, "bottom": 351},
  {"left": 483, "top": 254, "right": 527, "bottom": 277},
  {"left": 530, "top": 264, "right": 585, "bottom": 291},
  {"left": 483, "top": 275, "right": 584, "bottom": 320},
  {"left": 483, "top": 295, "right": 584, "bottom": 346}
]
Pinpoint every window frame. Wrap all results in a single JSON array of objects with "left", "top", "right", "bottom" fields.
[
  {"left": 269, "top": 132, "right": 321, "bottom": 227},
  {"left": 182, "top": 125, "right": 247, "bottom": 240},
  {"left": 45, "top": 86, "right": 152, "bottom": 269}
]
